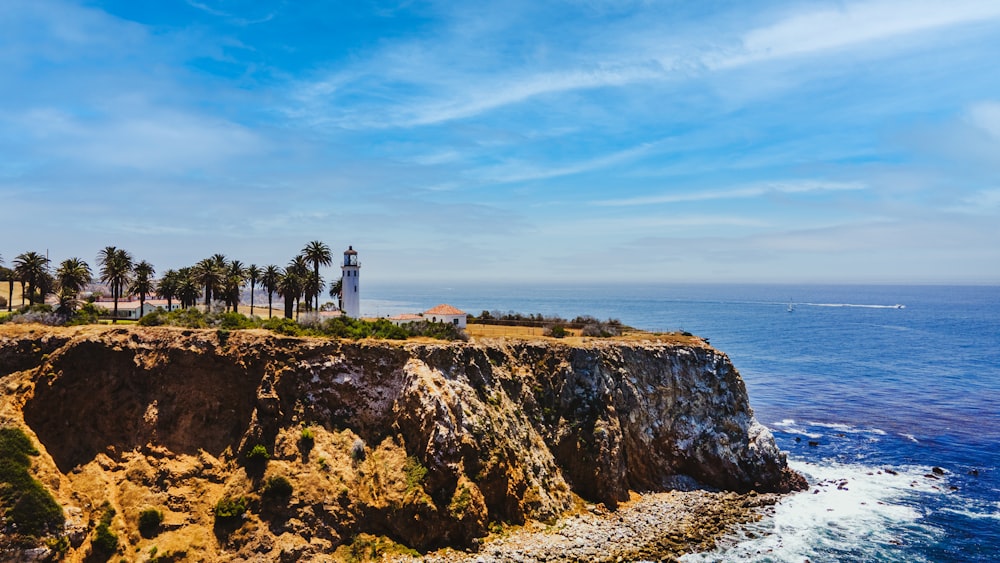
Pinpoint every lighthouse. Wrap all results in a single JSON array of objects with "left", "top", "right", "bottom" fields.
[{"left": 341, "top": 246, "right": 360, "bottom": 318}]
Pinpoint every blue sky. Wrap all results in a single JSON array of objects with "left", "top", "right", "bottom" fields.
[{"left": 2, "top": 0, "right": 999, "bottom": 284}]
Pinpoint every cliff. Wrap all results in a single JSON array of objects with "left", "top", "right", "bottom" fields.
[{"left": 0, "top": 325, "right": 804, "bottom": 561}]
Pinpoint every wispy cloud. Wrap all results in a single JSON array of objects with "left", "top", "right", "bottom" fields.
[
  {"left": 286, "top": 0, "right": 1000, "bottom": 131},
  {"left": 967, "top": 101, "right": 1000, "bottom": 139},
  {"left": 7, "top": 107, "right": 264, "bottom": 172},
  {"left": 186, "top": 0, "right": 279, "bottom": 25},
  {"left": 592, "top": 180, "right": 867, "bottom": 207},
  {"left": 715, "top": 0, "right": 1000, "bottom": 68},
  {"left": 476, "top": 141, "right": 661, "bottom": 184}
]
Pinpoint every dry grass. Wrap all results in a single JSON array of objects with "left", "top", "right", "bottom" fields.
[
  {"left": 466, "top": 323, "right": 575, "bottom": 339},
  {"left": 465, "top": 322, "right": 709, "bottom": 347},
  {"left": 1, "top": 281, "right": 22, "bottom": 307}
]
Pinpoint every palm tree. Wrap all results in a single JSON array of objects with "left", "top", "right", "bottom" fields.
[
  {"left": 56, "top": 258, "right": 92, "bottom": 296},
  {"left": 286, "top": 255, "right": 310, "bottom": 319},
  {"left": 277, "top": 270, "right": 303, "bottom": 320},
  {"left": 223, "top": 260, "right": 246, "bottom": 312},
  {"left": 55, "top": 258, "right": 92, "bottom": 313},
  {"left": 194, "top": 256, "right": 226, "bottom": 308},
  {"left": 129, "top": 261, "right": 155, "bottom": 319},
  {"left": 176, "top": 267, "right": 201, "bottom": 309},
  {"left": 98, "top": 246, "right": 134, "bottom": 322},
  {"left": 261, "top": 265, "right": 281, "bottom": 319},
  {"left": 13, "top": 251, "right": 50, "bottom": 306},
  {"left": 1, "top": 265, "right": 14, "bottom": 312},
  {"left": 301, "top": 241, "right": 332, "bottom": 312},
  {"left": 329, "top": 277, "right": 343, "bottom": 311},
  {"left": 246, "top": 264, "right": 261, "bottom": 317},
  {"left": 157, "top": 269, "right": 179, "bottom": 310}
]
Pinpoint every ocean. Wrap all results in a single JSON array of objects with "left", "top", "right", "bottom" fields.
[{"left": 363, "top": 283, "right": 1000, "bottom": 562}]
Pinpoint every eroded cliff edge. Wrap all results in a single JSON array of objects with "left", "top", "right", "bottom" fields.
[{"left": 0, "top": 325, "right": 804, "bottom": 561}]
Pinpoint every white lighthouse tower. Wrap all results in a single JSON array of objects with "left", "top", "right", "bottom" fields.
[{"left": 341, "top": 246, "right": 360, "bottom": 318}]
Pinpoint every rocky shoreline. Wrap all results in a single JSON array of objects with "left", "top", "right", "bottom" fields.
[{"left": 419, "top": 490, "right": 781, "bottom": 563}]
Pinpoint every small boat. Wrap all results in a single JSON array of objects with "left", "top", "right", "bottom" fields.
[{"left": 787, "top": 302, "right": 795, "bottom": 313}]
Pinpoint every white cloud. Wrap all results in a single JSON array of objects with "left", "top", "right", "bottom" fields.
[
  {"left": 949, "top": 188, "right": 1000, "bottom": 214},
  {"left": 10, "top": 107, "right": 264, "bottom": 172},
  {"left": 716, "top": 0, "right": 1000, "bottom": 68},
  {"left": 476, "top": 141, "right": 660, "bottom": 184},
  {"left": 592, "top": 180, "right": 867, "bottom": 206},
  {"left": 967, "top": 101, "right": 1000, "bottom": 139},
  {"left": 185, "top": 0, "right": 278, "bottom": 25}
]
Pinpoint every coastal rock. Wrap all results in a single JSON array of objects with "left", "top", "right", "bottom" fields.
[{"left": 0, "top": 325, "right": 804, "bottom": 560}]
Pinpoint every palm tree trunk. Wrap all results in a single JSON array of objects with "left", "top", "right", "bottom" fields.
[{"left": 267, "top": 292, "right": 273, "bottom": 319}]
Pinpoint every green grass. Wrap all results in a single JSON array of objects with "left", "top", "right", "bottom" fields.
[
  {"left": 403, "top": 456, "right": 428, "bottom": 494},
  {"left": 0, "top": 426, "right": 64, "bottom": 537}
]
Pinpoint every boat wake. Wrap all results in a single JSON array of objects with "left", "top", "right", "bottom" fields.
[{"left": 802, "top": 302, "right": 906, "bottom": 309}]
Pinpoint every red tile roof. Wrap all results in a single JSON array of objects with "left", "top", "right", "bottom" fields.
[{"left": 424, "top": 304, "right": 466, "bottom": 316}]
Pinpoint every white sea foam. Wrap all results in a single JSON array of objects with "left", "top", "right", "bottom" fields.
[
  {"left": 808, "top": 420, "right": 887, "bottom": 436},
  {"left": 940, "top": 500, "right": 1000, "bottom": 521},
  {"left": 680, "top": 459, "right": 946, "bottom": 563}
]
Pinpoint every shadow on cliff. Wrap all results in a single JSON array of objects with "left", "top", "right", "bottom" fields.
[{"left": 23, "top": 338, "right": 264, "bottom": 473}]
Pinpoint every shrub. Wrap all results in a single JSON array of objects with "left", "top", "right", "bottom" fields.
[
  {"left": 137, "top": 309, "right": 165, "bottom": 326},
  {"left": 68, "top": 302, "right": 107, "bottom": 325},
  {"left": 300, "top": 427, "right": 314, "bottom": 443},
  {"left": 338, "top": 533, "right": 420, "bottom": 563},
  {"left": 3, "top": 305, "right": 66, "bottom": 326},
  {"left": 581, "top": 322, "right": 621, "bottom": 337},
  {"left": 262, "top": 476, "right": 293, "bottom": 499},
  {"left": 213, "top": 496, "right": 248, "bottom": 522},
  {"left": 137, "top": 507, "right": 163, "bottom": 538},
  {"left": 448, "top": 485, "right": 474, "bottom": 519},
  {"left": 246, "top": 444, "right": 270, "bottom": 462},
  {"left": 403, "top": 456, "right": 427, "bottom": 493},
  {"left": 216, "top": 311, "right": 257, "bottom": 330},
  {"left": 91, "top": 502, "right": 118, "bottom": 557},
  {"left": 545, "top": 324, "right": 568, "bottom": 338},
  {"left": 262, "top": 316, "right": 304, "bottom": 336},
  {"left": 0, "top": 427, "right": 64, "bottom": 536}
]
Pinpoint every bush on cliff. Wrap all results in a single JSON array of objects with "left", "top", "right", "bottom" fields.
[
  {"left": 137, "top": 507, "right": 163, "bottom": 538},
  {"left": 262, "top": 476, "right": 293, "bottom": 500},
  {"left": 213, "top": 496, "right": 248, "bottom": 524},
  {"left": 0, "top": 427, "right": 64, "bottom": 538},
  {"left": 90, "top": 502, "right": 118, "bottom": 558}
]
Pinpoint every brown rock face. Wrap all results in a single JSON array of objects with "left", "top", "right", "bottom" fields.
[{"left": 0, "top": 326, "right": 804, "bottom": 560}]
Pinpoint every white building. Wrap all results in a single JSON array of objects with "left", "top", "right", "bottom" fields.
[
  {"left": 390, "top": 304, "right": 467, "bottom": 329},
  {"left": 341, "top": 245, "right": 360, "bottom": 318},
  {"left": 94, "top": 299, "right": 182, "bottom": 320}
]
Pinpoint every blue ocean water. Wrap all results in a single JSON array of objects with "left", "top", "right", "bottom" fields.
[{"left": 364, "top": 283, "right": 1000, "bottom": 562}]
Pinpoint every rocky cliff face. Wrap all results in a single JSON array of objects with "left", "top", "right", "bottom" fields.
[{"left": 0, "top": 325, "right": 804, "bottom": 561}]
